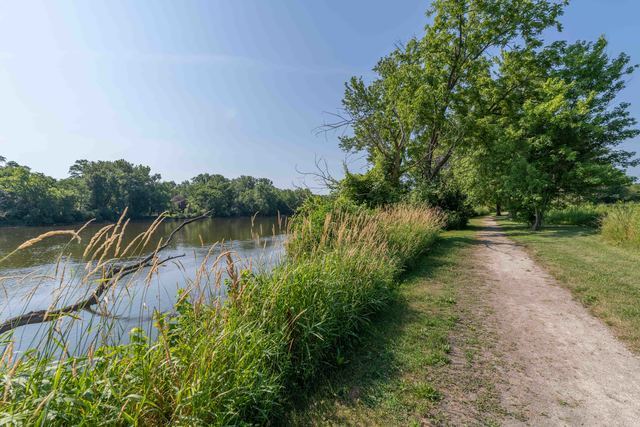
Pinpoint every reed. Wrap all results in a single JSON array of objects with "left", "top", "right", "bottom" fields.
[{"left": 0, "top": 202, "right": 444, "bottom": 425}]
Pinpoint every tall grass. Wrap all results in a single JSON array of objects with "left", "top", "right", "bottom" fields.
[
  {"left": 0, "top": 203, "right": 444, "bottom": 425},
  {"left": 601, "top": 204, "right": 640, "bottom": 247},
  {"left": 545, "top": 203, "right": 610, "bottom": 227}
]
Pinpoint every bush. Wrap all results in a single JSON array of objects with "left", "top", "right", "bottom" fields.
[
  {"left": 601, "top": 204, "right": 640, "bottom": 247},
  {"left": 0, "top": 203, "right": 444, "bottom": 425},
  {"left": 473, "top": 206, "right": 492, "bottom": 216},
  {"left": 338, "top": 168, "right": 402, "bottom": 208},
  {"left": 407, "top": 182, "right": 474, "bottom": 229}
]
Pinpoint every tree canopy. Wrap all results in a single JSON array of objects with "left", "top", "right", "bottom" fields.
[
  {"left": 0, "top": 158, "right": 310, "bottom": 225},
  {"left": 325, "top": 0, "right": 567, "bottom": 187},
  {"left": 460, "top": 37, "right": 638, "bottom": 228},
  {"left": 325, "top": 0, "right": 637, "bottom": 230}
]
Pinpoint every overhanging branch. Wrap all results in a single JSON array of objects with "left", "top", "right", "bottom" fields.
[{"left": 0, "top": 211, "right": 211, "bottom": 335}]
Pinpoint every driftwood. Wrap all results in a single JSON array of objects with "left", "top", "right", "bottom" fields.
[{"left": 0, "top": 211, "right": 212, "bottom": 335}]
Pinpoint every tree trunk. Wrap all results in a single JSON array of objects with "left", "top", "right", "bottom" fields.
[
  {"left": 496, "top": 201, "right": 502, "bottom": 217},
  {"left": 531, "top": 208, "right": 543, "bottom": 231}
]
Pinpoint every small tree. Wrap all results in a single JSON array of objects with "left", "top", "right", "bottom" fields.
[
  {"left": 453, "top": 119, "right": 513, "bottom": 216},
  {"left": 499, "top": 38, "right": 638, "bottom": 229}
]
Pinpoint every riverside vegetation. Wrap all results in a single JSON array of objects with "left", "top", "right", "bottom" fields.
[
  {"left": 2, "top": 0, "right": 640, "bottom": 424},
  {"left": 0, "top": 201, "right": 444, "bottom": 425}
]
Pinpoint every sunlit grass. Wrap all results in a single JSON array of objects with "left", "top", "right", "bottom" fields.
[
  {"left": 545, "top": 203, "right": 609, "bottom": 227},
  {"left": 287, "top": 218, "right": 504, "bottom": 425},
  {"left": 601, "top": 204, "right": 640, "bottom": 247},
  {"left": 0, "top": 203, "right": 444, "bottom": 425},
  {"left": 498, "top": 217, "right": 640, "bottom": 353}
]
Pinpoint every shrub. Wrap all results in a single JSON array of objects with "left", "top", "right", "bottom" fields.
[
  {"left": 406, "top": 182, "right": 474, "bottom": 229},
  {"left": 338, "top": 168, "right": 402, "bottom": 208},
  {"left": 473, "top": 206, "right": 492, "bottom": 216}
]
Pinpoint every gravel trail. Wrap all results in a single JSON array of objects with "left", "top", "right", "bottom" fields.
[{"left": 474, "top": 217, "right": 640, "bottom": 426}]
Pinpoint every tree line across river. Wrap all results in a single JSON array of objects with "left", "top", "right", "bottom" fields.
[{"left": 0, "top": 156, "right": 311, "bottom": 225}]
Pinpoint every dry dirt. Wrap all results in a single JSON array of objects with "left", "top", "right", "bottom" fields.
[{"left": 472, "top": 217, "right": 640, "bottom": 426}]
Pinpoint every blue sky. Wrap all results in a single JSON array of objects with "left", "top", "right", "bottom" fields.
[{"left": 0, "top": 0, "right": 638, "bottom": 188}]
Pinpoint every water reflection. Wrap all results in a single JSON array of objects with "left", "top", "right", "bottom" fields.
[{"left": 0, "top": 216, "right": 287, "bottom": 355}]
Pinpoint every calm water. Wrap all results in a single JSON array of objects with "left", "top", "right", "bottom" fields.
[{"left": 0, "top": 216, "right": 287, "bottom": 355}]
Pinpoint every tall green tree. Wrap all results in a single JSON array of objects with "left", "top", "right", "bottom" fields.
[
  {"left": 490, "top": 38, "right": 638, "bottom": 229},
  {"left": 183, "top": 174, "right": 233, "bottom": 216},
  {"left": 327, "top": 57, "right": 418, "bottom": 190},
  {"left": 0, "top": 161, "right": 82, "bottom": 224},
  {"left": 328, "top": 0, "right": 567, "bottom": 197},
  {"left": 453, "top": 122, "right": 511, "bottom": 215},
  {"left": 172, "top": 174, "right": 311, "bottom": 217},
  {"left": 69, "top": 159, "right": 169, "bottom": 220},
  {"left": 0, "top": 156, "right": 309, "bottom": 226},
  {"left": 409, "top": 0, "right": 566, "bottom": 182}
]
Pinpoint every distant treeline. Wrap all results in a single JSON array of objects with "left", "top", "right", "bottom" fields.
[{"left": 0, "top": 156, "right": 311, "bottom": 225}]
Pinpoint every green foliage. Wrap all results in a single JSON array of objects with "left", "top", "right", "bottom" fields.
[
  {"left": 330, "top": 0, "right": 565, "bottom": 189},
  {"left": 0, "top": 157, "right": 310, "bottom": 226},
  {"left": 407, "top": 181, "right": 474, "bottom": 229},
  {"left": 626, "top": 185, "right": 640, "bottom": 202},
  {"left": 593, "top": 183, "right": 640, "bottom": 204},
  {"left": 286, "top": 195, "right": 362, "bottom": 251},
  {"left": 601, "top": 204, "right": 640, "bottom": 247},
  {"left": 0, "top": 161, "right": 84, "bottom": 225},
  {"left": 473, "top": 206, "right": 492, "bottom": 216},
  {"left": 545, "top": 204, "right": 610, "bottom": 227},
  {"left": 513, "top": 201, "right": 640, "bottom": 244},
  {"left": 289, "top": 220, "right": 503, "bottom": 426},
  {"left": 327, "top": 0, "right": 584, "bottom": 229},
  {"left": 69, "top": 159, "right": 170, "bottom": 220},
  {"left": 470, "top": 36, "right": 639, "bottom": 229},
  {"left": 177, "top": 174, "right": 311, "bottom": 217},
  {"left": 338, "top": 167, "right": 401, "bottom": 207},
  {"left": 0, "top": 203, "right": 443, "bottom": 425}
]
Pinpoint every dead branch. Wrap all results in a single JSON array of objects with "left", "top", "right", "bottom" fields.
[
  {"left": 0, "top": 211, "right": 211, "bottom": 335},
  {"left": 295, "top": 155, "right": 340, "bottom": 191},
  {"left": 314, "top": 111, "right": 354, "bottom": 138}
]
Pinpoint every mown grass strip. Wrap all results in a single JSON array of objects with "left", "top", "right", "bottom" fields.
[
  {"left": 497, "top": 218, "right": 640, "bottom": 353},
  {"left": 287, "top": 218, "right": 505, "bottom": 426}
]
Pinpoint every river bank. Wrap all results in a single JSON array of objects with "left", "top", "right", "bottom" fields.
[
  {"left": 0, "top": 215, "right": 287, "bottom": 357},
  {"left": 0, "top": 203, "right": 444, "bottom": 425}
]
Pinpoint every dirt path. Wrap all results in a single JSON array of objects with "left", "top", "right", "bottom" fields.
[{"left": 473, "top": 217, "right": 640, "bottom": 426}]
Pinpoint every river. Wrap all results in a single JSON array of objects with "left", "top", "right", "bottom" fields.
[{"left": 0, "top": 216, "right": 287, "bottom": 356}]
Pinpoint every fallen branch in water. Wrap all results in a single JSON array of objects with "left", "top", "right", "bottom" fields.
[{"left": 0, "top": 211, "right": 212, "bottom": 335}]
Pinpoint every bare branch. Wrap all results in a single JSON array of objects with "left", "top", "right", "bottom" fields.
[
  {"left": 0, "top": 213, "right": 210, "bottom": 335},
  {"left": 314, "top": 111, "right": 353, "bottom": 137},
  {"left": 295, "top": 155, "right": 340, "bottom": 191}
]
